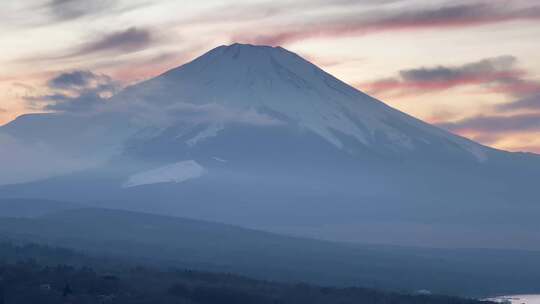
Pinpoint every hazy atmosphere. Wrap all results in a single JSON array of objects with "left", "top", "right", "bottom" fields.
[{"left": 1, "top": 1, "right": 540, "bottom": 303}]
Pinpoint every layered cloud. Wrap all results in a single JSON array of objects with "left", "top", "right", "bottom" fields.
[
  {"left": 419, "top": 61, "right": 540, "bottom": 152},
  {"left": 360, "top": 52, "right": 540, "bottom": 152},
  {"left": 363, "top": 56, "right": 540, "bottom": 97}
]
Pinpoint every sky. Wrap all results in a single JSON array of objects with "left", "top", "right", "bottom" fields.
[{"left": 1, "top": 0, "right": 540, "bottom": 153}]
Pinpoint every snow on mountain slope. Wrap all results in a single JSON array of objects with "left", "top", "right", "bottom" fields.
[
  {"left": 123, "top": 160, "right": 206, "bottom": 188},
  {"left": 117, "top": 43, "right": 490, "bottom": 161}
]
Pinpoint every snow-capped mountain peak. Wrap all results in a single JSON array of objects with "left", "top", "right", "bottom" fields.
[{"left": 118, "top": 43, "right": 489, "bottom": 160}]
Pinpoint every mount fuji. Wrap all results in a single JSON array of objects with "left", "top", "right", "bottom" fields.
[{"left": 1, "top": 44, "right": 539, "bottom": 249}]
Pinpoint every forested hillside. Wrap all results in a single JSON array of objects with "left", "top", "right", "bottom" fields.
[{"left": 0, "top": 242, "right": 492, "bottom": 304}]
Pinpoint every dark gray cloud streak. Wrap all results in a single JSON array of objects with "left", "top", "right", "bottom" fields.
[
  {"left": 399, "top": 56, "right": 516, "bottom": 83},
  {"left": 27, "top": 70, "right": 120, "bottom": 113},
  {"left": 48, "top": 70, "right": 106, "bottom": 89},
  {"left": 70, "top": 27, "right": 154, "bottom": 57}
]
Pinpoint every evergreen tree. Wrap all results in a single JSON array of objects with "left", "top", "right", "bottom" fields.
[
  {"left": 0, "top": 277, "right": 4, "bottom": 304},
  {"left": 63, "top": 283, "right": 73, "bottom": 297}
]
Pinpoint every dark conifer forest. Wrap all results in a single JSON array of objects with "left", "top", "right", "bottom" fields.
[{"left": 0, "top": 242, "right": 495, "bottom": 304}]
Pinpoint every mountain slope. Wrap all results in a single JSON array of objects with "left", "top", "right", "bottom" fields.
[
  {"left": 118, "top": 43, "right": 491, "bottom": 161},
  {"left": 0, "top": 198, "right": 82, "bottom": 218},
  {"left": 0, "top": 43, "right": 539, "bottom": 249}
]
